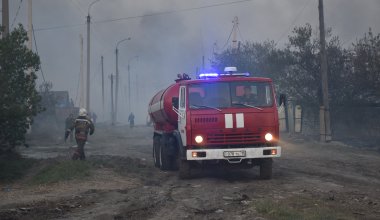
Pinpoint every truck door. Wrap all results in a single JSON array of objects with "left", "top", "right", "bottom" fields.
[{"left": 178, "top": 86, "right": 187, "bottom": 146}]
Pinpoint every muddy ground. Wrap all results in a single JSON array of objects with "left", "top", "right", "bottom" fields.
[{"left": 1, "top": 124, "right": 380, "bottom": 219}]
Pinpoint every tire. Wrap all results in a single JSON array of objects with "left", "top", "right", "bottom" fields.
[
  {"left": 153, "top": 136, "right": 160, "bottom": 168},
  {"left": 260, "top": 158, "right": 273, "bottom": 180},
  {"left": 177, "top": 147, "right": 192, "bottom": 179},
  {"left": 178, "top": 160, "right": 192, "bottom": 179},
  {"left": 159, "top": 136, "right": 171, "bottom": 171}
]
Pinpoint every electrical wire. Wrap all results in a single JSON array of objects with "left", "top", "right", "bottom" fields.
[
  {"left": 32, "top": 24, "right": 46, "bottom": 83},
  {"left": 34, "top": 0, "right": 253, "bottom": 32},
  {"left": 11, "top": 0, "right": 23, "bottom": 29}
]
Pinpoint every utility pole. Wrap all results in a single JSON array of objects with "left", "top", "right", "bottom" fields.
[
  {"left": 115, "top": 37, "right": 130, "bottom": 123},
  {"left": 101, "top": 56, "right": 104, "bottom": 120},
  {"left": 202, "top": 55, "right": 205, "bottom": 71},
  {"left": 109, "top": 74, "right": 115, "bottom": 125},
  {"left": 28, "top": 0, "right": 32, "bottom": 49},
  {"left": 318, "top": 0, "right": 332, "bottom": 142},
  {"left": 80, "top": 34, "right": 84, "bottom": 108},
  {"left": 2, "top": 0, "right": 9, "bottom": 36},
  {"left": 232, "top": 16, "right": 239, "bottom": 50},
  {"left": 86, "top": 14, "right": 91, "bottom": 113},
  {"left": 85, "top": 0, "right": 100, "bottom": 115}
]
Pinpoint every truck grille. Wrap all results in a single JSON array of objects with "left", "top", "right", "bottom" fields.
[
  {"left": 207, "top": 132, "right": 261, "bottom": 144},
  {"left": 194, "top": 117, "right": 218, "bottom": 124}
]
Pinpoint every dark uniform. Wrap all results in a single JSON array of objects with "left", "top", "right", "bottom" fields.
[{"left": 66, "top": 115, "right": 95, "bottom": 160}]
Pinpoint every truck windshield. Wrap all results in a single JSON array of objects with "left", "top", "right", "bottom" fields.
[{"left": 188, "top": 82, "right": 273, "bottom": 109}]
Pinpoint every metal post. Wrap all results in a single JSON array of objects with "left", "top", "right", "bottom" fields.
[
  {"left": 110, "top": 74, "right": 114, "bottom": 125},
  {"left": 86, "top": 15, "right": 91, "bottom": 113},
  {"left": 101, "top": 56, "right": 104, "bottom": 120},
  {"left": 80, "top": 35, "right": 84, "bottom": 108},
  {"left": 28, "top": 0, "right": 32, "bottom": 50},
  {"left": 318, "top": 0, "right": 332, "bottom": 142},
  {"left": 128, "top": 64, "right": 131, "bottom": 113},
  {"left": 115, "top": 48, "right": 119, "bottom": 123},
  {"left": 115, "top": 37, "right": 131, "bottom": 123}
]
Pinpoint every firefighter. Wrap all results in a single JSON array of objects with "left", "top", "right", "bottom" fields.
[
  {"left": 65, "top": 108, "right": 95, "bottom": 160},
  {"left": 64, "top": 113, "right": 75, "bottom": 143},
  {"left": 128, "top": 112, "right": 135, "bottom": 128},
  {"left": 239, "top": 86, "right": 258, "bottom": 105}
]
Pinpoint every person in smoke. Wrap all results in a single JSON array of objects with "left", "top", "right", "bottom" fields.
[
  {"left": 128, "top": 112, "right": 135, "bottom": 128},
  {"left": 65, "top": 108, "right": 95, "bottom": 160},
  {"left": 64, "top": 113, "right": 75, "bottom": 143},
  {"left": 239, "top": 86, "right": 258, "bottom": 105}
]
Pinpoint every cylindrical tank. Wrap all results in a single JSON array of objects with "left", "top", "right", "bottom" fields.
[{"left": 148, "top": 83, "right": 180, "bottom": 126}]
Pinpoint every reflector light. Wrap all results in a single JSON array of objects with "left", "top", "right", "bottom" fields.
[
  {"left": 271, "top": 149, "right": 277, "bottom": 155},
  {"left": 265, "top": 133, "right": 273, "bottom": 141},
  {"left": 195, "top": 135, "right": 203, "bottom": 144}
]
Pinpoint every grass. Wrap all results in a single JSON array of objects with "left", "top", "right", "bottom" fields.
[
  {"left": 255, "top": 196, "right": 355, "bottom": 220},
  {"left": 31, "top": 160, "right": 93, "bottom": 184},
  {"left": 0, "top": 153, "right": 36, "bottom": 182}
]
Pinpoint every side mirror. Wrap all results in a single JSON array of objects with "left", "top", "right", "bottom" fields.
[
  {"left": 279, "top": 94, "right": 286, "bottom": 106},
  {"left": 172, "top": 97, "right": 179, "bottom": 109}
]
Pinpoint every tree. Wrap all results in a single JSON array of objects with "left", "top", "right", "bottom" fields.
[
  {"left": 0, "top": 25, "right": 42, "bottom": 153},
  {"left": 348, "top": 29, "right": 380, "bottom": 105}
]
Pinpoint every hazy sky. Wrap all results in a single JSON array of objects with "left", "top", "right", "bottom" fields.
[{"left": 3, "top": 0, "right": 380, "bottom": 123}]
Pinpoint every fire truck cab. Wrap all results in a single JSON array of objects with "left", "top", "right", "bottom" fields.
[{"left": 149, "top": 68, "right": 281, "bottom": 179}]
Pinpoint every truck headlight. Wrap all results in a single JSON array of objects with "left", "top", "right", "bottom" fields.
[
  {"left": 265, "top": 133, "right": 273, "bottom": 142},
  {"left": 195, "top": 135, "right": 203, "bottom": 144}
]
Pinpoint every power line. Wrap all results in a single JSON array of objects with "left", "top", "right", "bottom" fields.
[
  {"left": 11, "top": 0, "right": 23, "bottom": 29},
  {"left": 32, "top": 24, "right": 46, "bottom": 83},
  {"left": 34, "top": 0, "right": 253, "bottom": 32},
  {"left": 275, "top": 0, "right": 313, "bottom": 45}
]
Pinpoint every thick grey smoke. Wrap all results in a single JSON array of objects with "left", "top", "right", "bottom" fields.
[{"left": 4, "top": 0, "right": 380, "bottom": 124}]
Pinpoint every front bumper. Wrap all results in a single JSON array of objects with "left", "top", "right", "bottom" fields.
[{"left": 186, "top": 146, "right": 281, "bottom": 161}]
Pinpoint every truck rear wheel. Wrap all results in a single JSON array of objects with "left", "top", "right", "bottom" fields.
[
  {"left": 260, "top": 158, "right": 273, "bottom": 180},
  {"left": 153, "top": 136, "right": 160, "bottom": 168},
  {"left": 159, "top": 138, "right": 171, "bottom": 171}
]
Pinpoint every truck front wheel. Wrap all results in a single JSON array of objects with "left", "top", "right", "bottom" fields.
[
  {"left": 260, "top": 158, "right": 273, "bottom": 180},
  {"left": 178, "top": 160, "right": 192, "bottom": 179}
]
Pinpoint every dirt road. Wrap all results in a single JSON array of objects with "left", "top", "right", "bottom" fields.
[{"left": 1, "top": 125, "right": 380, "bottom": 219}]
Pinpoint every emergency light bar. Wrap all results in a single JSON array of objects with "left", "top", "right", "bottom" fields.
[
  {"left": 199, "top": 73, "right": 219, "bottom": 78},
  {"left": 220, "top": 72, "right": 250, "bottom": 77}
]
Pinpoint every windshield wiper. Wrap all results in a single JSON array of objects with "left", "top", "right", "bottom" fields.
[
  {"left": 190, "top": 104, "right": 222, "bottom": 112},
  {"left": 232, "top": 103, "right": 263, "bottom": 111}
]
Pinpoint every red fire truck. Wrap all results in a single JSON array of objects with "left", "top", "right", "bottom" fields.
[{"left": 148, "top": 68, "right": 282, "bottom": 179}]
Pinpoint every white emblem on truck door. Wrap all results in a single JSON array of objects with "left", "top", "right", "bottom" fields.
[
  {"left": 236, "top": 113, "right": 244, "bottom": 128},
  {"left": 225, "top": 114, "right": 233, "bottom": 128}
]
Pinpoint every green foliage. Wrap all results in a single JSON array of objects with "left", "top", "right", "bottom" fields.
[
  {"left": 255, "top": 198, "right": 354, "bottom": 220},
  {"left": 349, "top": 28, "right": 380, "bottom": 104},
  {"left": 212, "top": 23, "right": 380, "bottom": 110},
  {"left": 0, "top": 25, "right": 42, "bottom": 153},
  {"left": 32, "top": 160, "right": 92, "bottom": 184},
  {"left": 0, "top": 153, "right": 36, "bottom": 182}
]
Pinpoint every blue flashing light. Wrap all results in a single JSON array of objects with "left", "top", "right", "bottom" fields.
[{"left": 199, "top": 73, "right": 219, "bottom": 78}]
